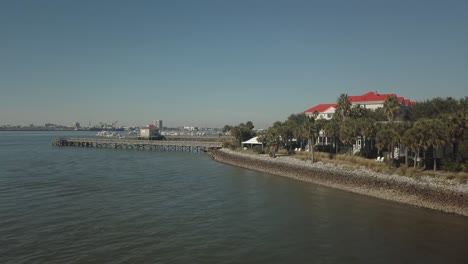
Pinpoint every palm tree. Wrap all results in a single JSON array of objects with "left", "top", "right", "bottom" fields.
[
  {"left": 325, "top": 117, "right": 341, "bottom": 154},
  {"left": 245, "top": 121, "right": 254, "bottom": 130},
  {"left": 228, "top": 122, "right": 257, "bottom": 148},
  {"left": 292, "top": 124, "right": 304, "bottom": 149},
  {"left": 392, "top": 122, "right": 412, "bottom": 166},
  {"left": 402, "top": 127, "right": 416, "bottom": 168},
  {"left": 280, "top": 122, "right": 293, "bottom": 151},
  {"left": 414, "top": 119, "right": 434, "bottom": 170},
  {"left": 340, "top": 119, "right": 359, "bottom": 155},
  {"left": 427, "top": 119, "right": 448, "bottom": 171},
  {"left": 259, "top": 123, "right": 281, "bottom": 157},
  {"left": 270, "top": 121, "right": 285, "bottom": 150},
  {"left": 229, "top": 126, "right": 241, "bottom": 147},
  {"left": 376, "top": 126, "right": 399, "bottom": 168},
  {"left": 357, "top": 118, "right": 376, "bottom": 157},
  {"left": 303, "top": 115, "right": 319, "bottom": 163},
  {"left": 222, "top": 125, "right": 232, "bottom": 133},
  {"left": 445, "top": 111, "right": 466, "bottom": 158},
  {"left": 336, "top": 94, "right": 352, "bottom": 121},
  {"left": 287, "top": 113, "right": 307, "bottom": 149},
  {"left": 383, "top": 96, "right": 401, "bottom": 122}
]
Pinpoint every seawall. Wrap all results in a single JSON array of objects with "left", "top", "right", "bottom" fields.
[{"left": 208, "top": 149, "right": 468, "bottom": 217}]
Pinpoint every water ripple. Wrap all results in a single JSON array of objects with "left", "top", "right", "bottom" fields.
[{"left": 1, "top": 132, "right": 468, "bottom": 263}]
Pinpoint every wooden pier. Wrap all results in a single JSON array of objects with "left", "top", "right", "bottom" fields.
[{"left": 52, "top": 137, "right": 223, "bottom": 152}]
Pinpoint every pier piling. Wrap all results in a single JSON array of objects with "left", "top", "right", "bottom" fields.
[{"left": 52, "top": 137, "right": 223, "bottom": 153}]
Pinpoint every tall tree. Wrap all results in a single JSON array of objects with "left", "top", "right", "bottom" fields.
[
  {"left": 388, "top": 122, "right": 411, "bottom": 166},
  {"left": 369, "top": 107, "right": 388, "bottom": 121},
  {"left": 258, "top": 125, "right": 281, "bottom": 157},
  {"left": 303, "top": 115, "right": 319, "bottom": 163},
  {"left": 409, "top": 97, "right": 460, "bottom": 120},
  {"left": 426, "top": 119, "right": 448, "bottom": 171},
  {"left": 340, "top": 119, "right": 359, "bottom": 154},
  {"left": 413, "top": 119, "right": 434, "bottom": 170},
  {"left": 279, "top": 121, "right": 293, "bottom": 151},
  {"left": 325, "top": 117, "right": 341, "bottom": 154},
  {"left": 287, "top": 113, "right": 308, "bottom": 149},
  {"left": 336, "top": 94, "right": 352, "bottom": 121},
  {"left": 444, "top": 110, "right": 467, "bottom": 159},
  {"left": 229, "top": 122, "right": 257, "bottom": 147},
  {"left": 222, "top": 125, "right": 232, "bottom": 133},
  {"left": 356, "top": 118, "right": 376, "bottom": 157},
  {"left": 245, "top": 121, "right": 255, "bottom": 130},
  {"left": 349, "top": 104, "right": 372, "bottom": 119},
  {"left": 402, "top": 125, "right": 426, "bottom": 169},
  {"left": 383, "top": 96, "right": 401, "bottom": 122},
  {"left": 376, "top": 126, "right": 399, "bottom": 168}
]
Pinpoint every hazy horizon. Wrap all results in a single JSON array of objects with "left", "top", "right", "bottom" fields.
[{"left": 1, "top": 0, "right": 467, "bottom": 128}]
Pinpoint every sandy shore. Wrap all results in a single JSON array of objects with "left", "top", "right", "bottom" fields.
[{"left": 208, "top": 149, "right": 468, "bottom": 217}]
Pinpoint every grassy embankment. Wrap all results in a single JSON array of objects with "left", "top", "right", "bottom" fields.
[{"left": 237, "top": 149, "right": 468, "bottom": 184}]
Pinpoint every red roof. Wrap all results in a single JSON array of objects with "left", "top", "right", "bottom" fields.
[
  {"left": 348, "top": 91, "right": 397, "bottom": 103},
  {"left": 143, "top": 124, "right": 159, "bottom": 130},
  {"left": 348, "top": 92, "right": 414, "bottom": 106},
  {"left": 304, "top": 92, "right": 414, "bottom": 114},
  {"left": 304, "top": 103, "right": 337, "bottom": 113}
]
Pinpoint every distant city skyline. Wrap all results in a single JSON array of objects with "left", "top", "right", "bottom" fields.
[{"left": 1, "top": 0, "right": 467, "bottom": 129}]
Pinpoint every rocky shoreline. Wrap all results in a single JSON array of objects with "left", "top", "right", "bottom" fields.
[{"left": 208, "top": 148, "right": 468, "bottom": 217}]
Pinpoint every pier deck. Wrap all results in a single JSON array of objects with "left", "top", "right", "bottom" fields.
[{"left": 53, "top": 137, "right": 223, "bottom": 152}]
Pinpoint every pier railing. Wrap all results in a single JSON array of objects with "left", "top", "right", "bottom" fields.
[{"left": 53, "top": 137, "right": 223, "bottom": 152}]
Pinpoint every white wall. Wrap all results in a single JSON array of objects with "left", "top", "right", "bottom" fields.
[
  {"left": 140, "top": 129, "right": 160, "bottom": 138},
  {"left": 306, "top": 107, "right": 336, "bottom": 120},
  {"left": 140, "top": 129, "right": 150, "bottom": 137}
]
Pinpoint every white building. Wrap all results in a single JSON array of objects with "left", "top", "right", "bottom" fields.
[
  {"left": 140, "top": 125, "right": 161, "bottom": 139},
  {"left": 305, "top": 91, "right": 415, "bottom": 119},
  {"left": 304, "top": 91, "right": 415, "bottom": 154},
  {"left": 154, "top": 120, "right": 163, "bottom": 129},
  {"left": 304, "top": 104, "right": 337, "bottom": 120}
]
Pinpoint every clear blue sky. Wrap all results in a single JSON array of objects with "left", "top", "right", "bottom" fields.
[{"left": 1, "top": 0, "right": 467, "bottom": 128}]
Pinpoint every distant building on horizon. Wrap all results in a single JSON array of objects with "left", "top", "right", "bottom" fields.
[
  {"left": 140, "top": 124, "right": 161, "bottom": 140},
  {"left": 304, "top": 91, "right": 415, "bottom": 120},
  {"left": 154, "top": 120, "right": 163, "bottom": 129},
  {"left": 184, "top": 126, "right": 198, "bottom": 131}
]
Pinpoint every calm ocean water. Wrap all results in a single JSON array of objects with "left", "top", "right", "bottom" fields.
[{"left": 1, "top": 131, "right": 467, "bottom": 263}]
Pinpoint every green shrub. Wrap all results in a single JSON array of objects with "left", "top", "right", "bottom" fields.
[
  {"left": 253, "top": 145, "right": 265, "bottom": 154},
  {"left": 441, "top": 158, "right": 463, "bottom": 172},
  {"left": 314, "top": 145, "right": 334, "bottom": 153},
  {"left": 223, "top": 141, "right": 237, "bottom": 150},
  {"left": 338, "top": 146, "right": 352, "bottom": 155}
]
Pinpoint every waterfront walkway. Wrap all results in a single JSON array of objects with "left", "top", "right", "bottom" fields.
[{"left": 53, "top": 137, "right": 223, "bottom": 152}]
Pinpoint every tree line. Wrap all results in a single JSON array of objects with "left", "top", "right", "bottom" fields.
[{"left": 224, "top": 95, "right": 468, "bottom": 172}]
